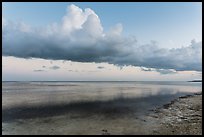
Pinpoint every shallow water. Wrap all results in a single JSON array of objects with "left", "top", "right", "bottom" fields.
[
  {"left": 2, "top": 81, "right": 202, "bottom": 135},
  {"left": 2, "top": 81, "right": 201, "bottom": 107}
]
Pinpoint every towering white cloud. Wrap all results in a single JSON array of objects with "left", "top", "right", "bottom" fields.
[
  {"left": 61, "top": 4, "right": 103, "bottom": 36},
  {"left": 2, "top": 4, "right": 202, "bottom": 72}
]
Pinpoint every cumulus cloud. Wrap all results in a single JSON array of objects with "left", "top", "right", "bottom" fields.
[
  {"left": 97, "top": 66, "right": 105, "bottom": 69},
  {"left": 33, "top": 69, "right": 45, "bottom": 72},
  {"left": 141, "top": 67, "right": 177, "bottom": 74},
  {"left": 140, "top": 67, "right": 153, "bottom": 72},
  {"left": 49, "top": 65, "right": 60, "bottom": 70},
  {"left": 155, "top": 69, "right": 177, "bottom": 75},
  {"left": 2, "top": 4, "right": 202, "bottom": 72}
]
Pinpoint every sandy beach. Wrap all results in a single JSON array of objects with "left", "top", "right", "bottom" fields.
[{"left": 2, "top": 91, "right": 202, "bottom": 135}]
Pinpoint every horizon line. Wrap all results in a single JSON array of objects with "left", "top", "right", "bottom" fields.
[{"left": 2, "top": 80, "right": 202, "bottom": 82}]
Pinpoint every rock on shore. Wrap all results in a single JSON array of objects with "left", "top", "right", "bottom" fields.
[{"left": 149, "top": 93, "right": 202, "bottom": 135}]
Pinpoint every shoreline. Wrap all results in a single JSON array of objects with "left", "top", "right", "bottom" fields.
[{"left": 148, "top": 92, "right": 202, "bottom": 135}]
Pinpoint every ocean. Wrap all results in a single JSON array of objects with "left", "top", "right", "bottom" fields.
[{"left": 2, "top": 81, "right": 202, "bottom": 135}]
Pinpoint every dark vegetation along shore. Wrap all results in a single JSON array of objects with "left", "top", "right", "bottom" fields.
[{"left": 188, "top": 80, "right": 202, "bottom": 82}]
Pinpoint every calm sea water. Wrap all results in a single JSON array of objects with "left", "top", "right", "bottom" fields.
[
  {"left": 2, "top": 81, "right": 202, "bottom": 135},
  {"left": 2, "top": 81, "right": 202, "bottom": 129},
  {"left": 2, "top": 81, "right": 202, "bottom": 108}
]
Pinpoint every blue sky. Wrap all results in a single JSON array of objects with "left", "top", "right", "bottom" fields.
[
  {"left": 2, "top": 2, "right": 202, "bottom": 79},
  {"left": 3, "top": 2, "right": 202, "bottom": 48}
]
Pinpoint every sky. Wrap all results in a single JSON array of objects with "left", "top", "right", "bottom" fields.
[{"left": 2, "top": 2, "right": 202, "bottom": 81}]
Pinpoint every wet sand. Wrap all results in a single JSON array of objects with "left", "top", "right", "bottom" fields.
[{"left": 2, "top": 92, "right": 202, "bottom": 135}]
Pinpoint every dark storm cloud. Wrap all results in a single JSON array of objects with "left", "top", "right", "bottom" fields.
[{"left": 2, "top": 5, "right": 202, "bottom": 72}]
